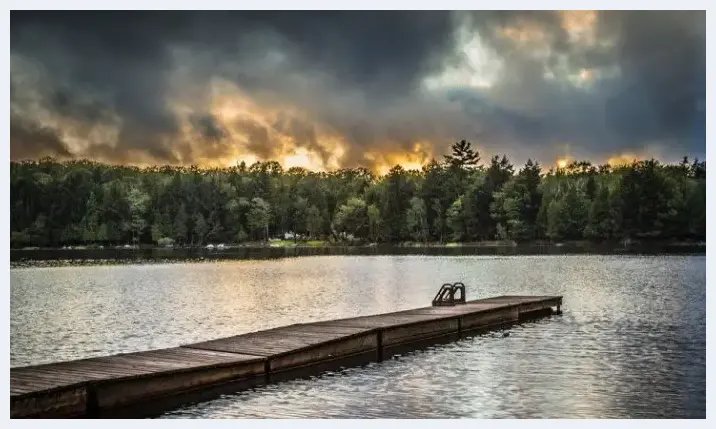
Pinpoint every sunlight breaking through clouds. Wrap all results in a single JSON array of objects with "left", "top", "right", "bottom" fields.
[{"left": 10, "top": 11, "right": 705, "bottom": 172}]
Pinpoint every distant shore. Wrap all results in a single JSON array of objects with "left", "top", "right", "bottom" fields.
[
  {"left": 10, "top": 237, "right": 708, "bottom": 250},
  {"left": 9, "top": 239, "right": 706, "bottom": 268}
]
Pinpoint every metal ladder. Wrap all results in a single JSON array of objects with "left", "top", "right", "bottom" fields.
[{"left": 431, "top": 282, "right": 466, "bottom": 306}]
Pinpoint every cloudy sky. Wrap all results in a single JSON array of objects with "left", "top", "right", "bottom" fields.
[{"left": 10, "top": 11, "right": 706, "bottom": 173}]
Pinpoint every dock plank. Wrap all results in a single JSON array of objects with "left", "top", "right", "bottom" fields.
[
  {"left": 15, "top": 365, "right": 128, "bottom": 381},
  {"left": 11, "top": 383, "right": 52, "bottom": 395},
  {"left": 11, "top": 347, "right": 264, "bottom": 396},
  {"left": 10, "top": 374, "right": 80, "bottom": 390},
  {"left": 186, "top": 341, "right": 303, "bottom": 356},
  {"left": 281, "top": 324, "right": 372, "bottom": 336},
  {"left": 322, "top": 312, "right": 456, "bottom": 329},
  {"left": 312, "top": 300, "right": 522, "bottom": 329},
  {"left": 185, "top": 325, "right": 369, "bottom": 357},
  {"left": 97, "top": 357, "right": 191, "bottom": 373},
  {"left": 471, "top": 295, "right": 560, "bottom": 304},
  {"left": 405, "top": 302, "right": 509, "bottom": 316}
]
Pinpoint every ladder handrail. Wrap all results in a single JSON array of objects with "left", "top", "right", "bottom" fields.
[
  {"left": 432, "top": 283, "right": 453, "bottom": 304},
  {"left": 432, "top": 282, "right": 467, "bottom": 306}
]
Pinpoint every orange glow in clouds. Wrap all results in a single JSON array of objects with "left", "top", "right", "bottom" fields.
[
  {"left": 555, "top": 157, "right": 571, "bottom": 169},
  {"left": 282, "top": 148, "right": 326, "bottom": 171},
  {"left": 367, "top": 141, "right": 434, "bottom": 176},
  {"left": 607, "top": 153, "right": 639, "bottom": 167},
  {"left": 559, "top": 10, "right": 598, "bottom": 45},
  {"left": 170, "top": 78, "right": 348, "bottom": 172},
  {"left": 106, "top": 79, "right": 664, "bottom": 175}
]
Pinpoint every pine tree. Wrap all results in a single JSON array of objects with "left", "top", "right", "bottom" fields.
[{"left": 444, "top": 140, "right": 481, "bottom": 168}]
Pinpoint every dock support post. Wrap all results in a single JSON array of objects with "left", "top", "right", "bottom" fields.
[
  {"left": 457, "top": 318, "right": 462, "bottom": 337},
  {"left": 264, "top": 361, "right": 271, "bottom": 385},
  {"left": 86, "top": 385, "right": 99, "bottom": 418},
  {"left": 376, "top": 330, "right": 383, "bottom": 362}
]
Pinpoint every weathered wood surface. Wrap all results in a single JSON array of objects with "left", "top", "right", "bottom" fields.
[
  {"left": 11, "top": 347, "right": 262, "bottom": 395},
  {"left": 185, "top": 323, "right": 372, "bottom": 356},
  {"left": 11, "top": 294, "right": 562, "bottom": 418}
]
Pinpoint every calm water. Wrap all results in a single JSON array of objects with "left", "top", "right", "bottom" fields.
[{"left": 10, "top": 255, "right": 706, "bottom": 418}]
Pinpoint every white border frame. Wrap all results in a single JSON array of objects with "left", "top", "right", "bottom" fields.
[{"left": 3, "top": 3, "right": 712, "bottom": 427}]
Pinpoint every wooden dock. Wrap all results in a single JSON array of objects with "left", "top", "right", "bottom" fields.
[{"left": 10, "top": 294, "right": 562, "bottom": 418}]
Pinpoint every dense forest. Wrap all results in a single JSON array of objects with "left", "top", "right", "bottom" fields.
[{"left": 10, "top": 140, "right": 706, "bottom": 248}]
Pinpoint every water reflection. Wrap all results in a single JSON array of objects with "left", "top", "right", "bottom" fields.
[{"left": 11, "top": 255, "right": 706, "bottom": 418}]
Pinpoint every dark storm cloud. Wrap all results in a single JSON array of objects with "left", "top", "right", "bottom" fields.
[
  {"left": 10, "top": 113, "right": 71, "bottom": 160},
  {"left": 187, "top": 113, "right": 235, "bottom": 161},
  {"left": 234, "top": 119, "right": 277, "bottom": 161},
  {"left": 190, "top": 114, "right": 228, "bottom": 141},
  {"left": 49, "top": 89, "right": 114, "bottom": 124},
  {"left": 10, "top": 10, "right": 458, "bottom": 166},
  {"left": 11, "top": 11, "right": 454, "bottom": 95},
  {"left": 11, "top": 11, "right": 180, "bottom": 138},
  {"left": 602, "top": 11, "right": 706, "bottom": 150},
  {"left": 270, "top": 113, "right": 335, "bottom": 165},
  {"left": 216, "top": 11, "right": 455, "bottom": 94},
  {"left": 446, "top": 10, "right": 706, "bottom": 160},
  {"left": 9, "top": 10, "right": 706, "bottom": 168}
]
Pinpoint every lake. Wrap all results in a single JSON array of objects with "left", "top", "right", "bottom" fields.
[{"left": 10, "top": 254, "right": 706, "bottom": 418}]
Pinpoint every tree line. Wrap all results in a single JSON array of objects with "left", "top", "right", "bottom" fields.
[{"left": 10, "top": 140, "right": 706, "bottom": 248}]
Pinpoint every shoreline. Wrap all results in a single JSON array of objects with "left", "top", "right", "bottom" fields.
[
  {"left": 10, "top": 240, "right": 706, "bottom": 269},
  {"left": 9, "top": 238, "right": 707, "bottom": 251}
]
